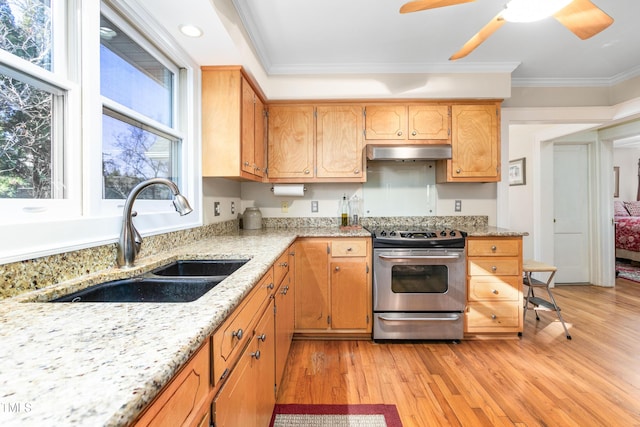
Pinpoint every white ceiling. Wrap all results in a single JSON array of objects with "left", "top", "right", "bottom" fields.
[{"left": 137, "top": 0, "right": 640, "bottom": 87}]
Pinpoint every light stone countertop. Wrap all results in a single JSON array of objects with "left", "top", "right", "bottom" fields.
[{"left": 0, "top": 227, "right": 370, "bottom": 427}]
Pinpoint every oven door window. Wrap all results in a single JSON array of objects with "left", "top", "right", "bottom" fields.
[{"left": 391, "top": 265, "right": 448, "bottom": 293}]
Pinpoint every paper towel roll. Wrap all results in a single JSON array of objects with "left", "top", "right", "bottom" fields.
[{"left": 272, "top": 184, "right": 305, "bottom": 197}]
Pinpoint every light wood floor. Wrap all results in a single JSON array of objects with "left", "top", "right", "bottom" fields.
[{"left": 277, "top": 278, "right": 640, "bottom": 426}]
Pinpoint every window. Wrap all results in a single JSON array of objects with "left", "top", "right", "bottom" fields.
[
  {"left": 0, "top": 0, "right": 61, "bottom": 199},
  {"left": 99, "top": 12, "right": 181, "bottom": 201},
  {"left": 0, "top": 0, "right": 200, "bottom": 264}
]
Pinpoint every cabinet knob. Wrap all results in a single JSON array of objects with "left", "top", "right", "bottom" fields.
[
  {"left": 280, "top": 262, "right": 288, "bottom": 267},
  {"left": 397, "top": 131, "right": 403, "bottom": 136},
  {"left": 335, "top": 266, "right": 340, "bottom": 271},
  {"left": 267, "top": 282, "right": 274, "bottom": 290},
  {"left": 354, "top": 169, "right": 360, "bottom": 174},
  {"left": 411, "top": 130, "right": 417, "bottom": 136},
  {"left": 251, "top": 350, "right": 261, "bottom": 360},
  {"left": 304, "top": 169, "right": 310, "bottom": 174},
  {"left": 258, "top": 333, "right": 266, "bottom": 342},
  {"left": 491, "top": 266, "right": 497, "bottom": 272},
  {"left": 232, "top": 329, "right": 243, "bottom": 340},
  {"left": 491, "top": 314, "right": 497, "bottom": 320},
  {"left": 492, "top": 289, "right": 498, "bottom": 294},
  {"left": 491, "top": 245, "right": 497, "bottom": 251},
  {"left": 346, "top": 247, "right": 352, "bottom": 252},
  {"left": 244, "top": 161, "right": 250, "bottom": 166},
  {"left": 456, "top": 168, "right": 461, "bottom": 174}
]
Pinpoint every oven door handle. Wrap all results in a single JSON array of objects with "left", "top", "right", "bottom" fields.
[
  {"left": 378, "top": 254, "right": 461, "bottom": 261},
  {"left": 378, "top": 315, "right": 461, "bottom": 322}
]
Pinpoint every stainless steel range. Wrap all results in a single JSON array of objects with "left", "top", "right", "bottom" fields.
[{"left": 368, "top": 226, "right": 467, "bottom": 341}]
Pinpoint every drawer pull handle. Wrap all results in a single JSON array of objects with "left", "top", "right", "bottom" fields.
[
  {"left": 346, "top": 247, "right": 352, "bottom": 251},
  {"left": 491, "top": 314, "right": 497, "bottom": 320},
  {"left": 251, "top": 350, "right": 261, "bottom": 360},
  {"left": 232, "top": 329, "right": 244, "bottom": 340},
  {"left": 267, "top": 282, "right": 274, "bottom": 290},
  {"left": 491, "top": 245, "right": 497, "bottom": 251},
  {"left": 492, "top": 266, "right": 497, "bottom": 272},
  {"left": 492, "top": 289, "right": 498, "bottom": 294},
  {"left": 258, "top": 333, "right": 267, "bottom": 342},
  {"left": 280, "top": 262, "right": 288, "bottom": 267}
]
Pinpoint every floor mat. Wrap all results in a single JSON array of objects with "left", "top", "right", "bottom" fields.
[
  {"left": 270, "top": 404, "right": 403, "bottom": 427},
  {"left": 616, "top": 261, "right": 640, "bottom": 283}
]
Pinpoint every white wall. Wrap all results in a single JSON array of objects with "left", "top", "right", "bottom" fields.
[{"left": 613, "top": 147, "right": 640, "bottom": 202}]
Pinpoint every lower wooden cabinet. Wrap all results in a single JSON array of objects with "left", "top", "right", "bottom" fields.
[
  {"left": 133, "top": 340, "right": 211, "bottom": 427},
  {"left": 294, "top": 237, "right": 371, "bottom": 336},
  {"left": 214, "top": 298, "right": 276, "bottom": 427},
  {"left": 465, "top": 236, "right": 523, "bottom": 335}
]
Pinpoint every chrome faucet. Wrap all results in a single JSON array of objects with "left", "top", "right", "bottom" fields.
[{"left": 117, "top": 178, "right": 193, "bottom": 268}]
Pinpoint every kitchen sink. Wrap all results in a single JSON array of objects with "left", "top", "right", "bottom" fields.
[
  {"left": 50, "top": 277, "right": 224, "bottom": 303},
  {"left": 151, "top": 259, "right": 248, "bottom": 277}
]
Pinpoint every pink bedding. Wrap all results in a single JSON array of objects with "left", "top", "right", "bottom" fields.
[{"left": 616, "top": 216, "right": 640, "bottom": 253}]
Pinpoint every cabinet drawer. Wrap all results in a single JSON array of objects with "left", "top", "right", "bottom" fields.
[
  {"left": 331, "top": 239, "right": 368, "bottom": 257},
  {"left": 274, "top": 250, "right": 290, "bottom": 287},
  {"left": 135, "top": 341, "right": 210, "bottom": 427},
  {"left": 468, "top": 276, "right": 521, "bottom": 301},
  {"left": 466, "top": 302, "right": 520, "bottom": 329},
  {"left": 212, "top": 268, "right": 273, "bottom": 386},
  {"left": 467, "top": 239, "right": 521, "bottom": 257},
  {"left": 468, "top": 258, "right": 520, "bottom": 276}
]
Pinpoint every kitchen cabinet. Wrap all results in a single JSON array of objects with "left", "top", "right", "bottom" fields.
[
  {"left": 267, "top": 104, "right": 365, "bottom": 182},
  {"left": 267, "top": 104, "right": 315, "bottom": 180},
  {"left": 364, "top": 104, "right": 450, "bottom": 142},
  {"left": 294, "top": 237, "right": 371, "bottom": 337},
  {"left": 274, "top": 246, "right": 295, "bottom": 395},
  {"left": 465, "top": 236, "right": 523, "bottom": 335},
  {"left": 133, "top": 340, "right": 211, "bottom": 427},
  {"left": 437, "top": 103, "right": 500, "bottom": 182},
  {"left": 213, "top": 298, "right": 276, "bottom": 427},
  {"left": 201, "top": 66, "right": 266, "bottom": 181}
]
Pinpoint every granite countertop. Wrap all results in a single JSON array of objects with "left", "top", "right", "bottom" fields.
[
  {"left": 463, "top": 225, "right": 529, "bottom": 237},
  {"left": 0, "top": 227, "right": 370, "bottom": 427}
]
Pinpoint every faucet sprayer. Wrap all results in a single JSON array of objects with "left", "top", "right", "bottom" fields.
[{"left": 117, "top": 178, "right": 192, "bottom": 268}]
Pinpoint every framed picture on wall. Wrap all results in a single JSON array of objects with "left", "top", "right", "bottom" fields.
[{"left": 509, "top": 158, "right": 526, "bottom": 186}]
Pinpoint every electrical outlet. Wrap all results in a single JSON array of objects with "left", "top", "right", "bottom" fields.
[
  {"left": 311, "top": 200, "right": 318, "bottom": 213},
  {"left": 281, "top": 201, "right": 288, "bottom": 213},
  {"left": 455, "top": 200, "right": 462, "bottom": 212},
  {"left": 231, "top": 201, "right": 235, "bottom": 215},
  {"left": 214, "top": 201, "right": 221, "bottom": 216}
]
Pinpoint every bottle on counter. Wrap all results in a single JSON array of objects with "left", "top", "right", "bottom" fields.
[
  {"left": 350, "top": 194, "right": 360, "bottom": 226},
  {"left": 341, "top": 194, "right": 349, "bottom": 227}
]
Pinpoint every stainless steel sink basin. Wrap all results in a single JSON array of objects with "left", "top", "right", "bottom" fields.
[
  {"left": 50, "top": 277, "right": 223, "bottom": 303},
  {"left": 151, "top": 259, "right": 248, "bottom": 277}
]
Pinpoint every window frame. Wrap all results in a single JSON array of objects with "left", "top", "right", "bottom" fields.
[{"left": 0, "top": 0, "right": 202, "bottom": 264}]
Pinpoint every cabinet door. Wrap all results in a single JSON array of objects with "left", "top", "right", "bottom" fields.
[
  {"left": 330, "top": 259, "right": 370, "bottom": 331},
  {"left": 275, "top": 273, "right": 294, "bottom": 394},
  {"left": 294, "top": 239, "right": 329, "bottom": 330},
  {"left": 316, "top": 105, "right": 364, "bottom": 180},
  {"left": 450, "top": 104, "right": 499, "bottom": 181},
  {"left": 254, "top": 96, "right": 266, "bottom": 177},
  {"left": 241, "top": 78, "right": 256, "bottom": 176},
  {"left": 254, "top": 300, "right": 276, "bottom": 427},
  {"left": 408, "top": 105, "right": 450, "bottom": 140},
  {"left": 267, "top": 105, "right": 315, "bottom": 179},
  {"left": 364, "top": 105, "right": 406, "bottom": 140}
]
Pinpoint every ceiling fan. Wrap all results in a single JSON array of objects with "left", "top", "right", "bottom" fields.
[{"left": 400, "top": 0, "right": 614, "bottom": 60}]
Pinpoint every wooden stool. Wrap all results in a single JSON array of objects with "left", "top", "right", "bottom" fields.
[{"left": 522, "top": 260, "right": 571, "bottom": 339}]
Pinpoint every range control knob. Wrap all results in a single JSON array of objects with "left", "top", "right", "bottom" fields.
[
  {"left": 380, "top": 230, "right": 387, "bottom": 237},
  {"left": 440, "top": 230, "right": 447, "bottom": 237},
  {"left": 390, "top": 230, "right": 397, "bottom": 236},
  {"left": 450, "top": 230, "right": 457, "bottom": 236}
]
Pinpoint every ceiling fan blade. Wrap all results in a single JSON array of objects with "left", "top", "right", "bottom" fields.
[
  {"left": 400, "top": 0, "right": 475, "bottom": 14},
  {"left": 553, "top": 0, "right": 614, "bottom": 40},
  {"left": 449, "top": 13, "right": 505, "bottom": 60}
]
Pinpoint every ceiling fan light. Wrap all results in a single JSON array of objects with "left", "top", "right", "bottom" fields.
[{"left": 502, "top": 0, "right": 573, "bottom": 23}]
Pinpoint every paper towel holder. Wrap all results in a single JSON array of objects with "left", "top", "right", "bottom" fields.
[{"left": 270, "top": 185, "right": 307, "bottom": 194}]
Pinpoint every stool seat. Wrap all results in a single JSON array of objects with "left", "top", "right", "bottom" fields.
[{"left": 522, "top": 259, "right": 571, "bottom": 339}]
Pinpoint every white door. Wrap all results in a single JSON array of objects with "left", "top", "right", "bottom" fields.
[{"left": 554, "top": 144, "right": 590, "bottom": 283}]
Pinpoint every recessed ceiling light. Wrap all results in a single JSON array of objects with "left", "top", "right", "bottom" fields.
[{"left": 179, "top": 24, "right": 203, "bottom": 38}]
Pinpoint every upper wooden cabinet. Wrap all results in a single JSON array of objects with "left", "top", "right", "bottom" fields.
[
  {"left": 267, "top": 105, "right": 315, "bottom": 180},
  {"left": 437, "top": 103, "right": 500, "bottom": 182},
  {"left": 267, "top": 104, "right": 366, "bottom": 182},
  {"left": 201, "top": 66, "right": 266, "bottom": 181},
  {"left": 364, "top": 104, "right": 450, "bottom": 142}
]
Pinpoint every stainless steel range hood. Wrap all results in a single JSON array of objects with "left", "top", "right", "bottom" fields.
[{"left": 366, "top": 144, "right": 452, "bottom": 161}]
